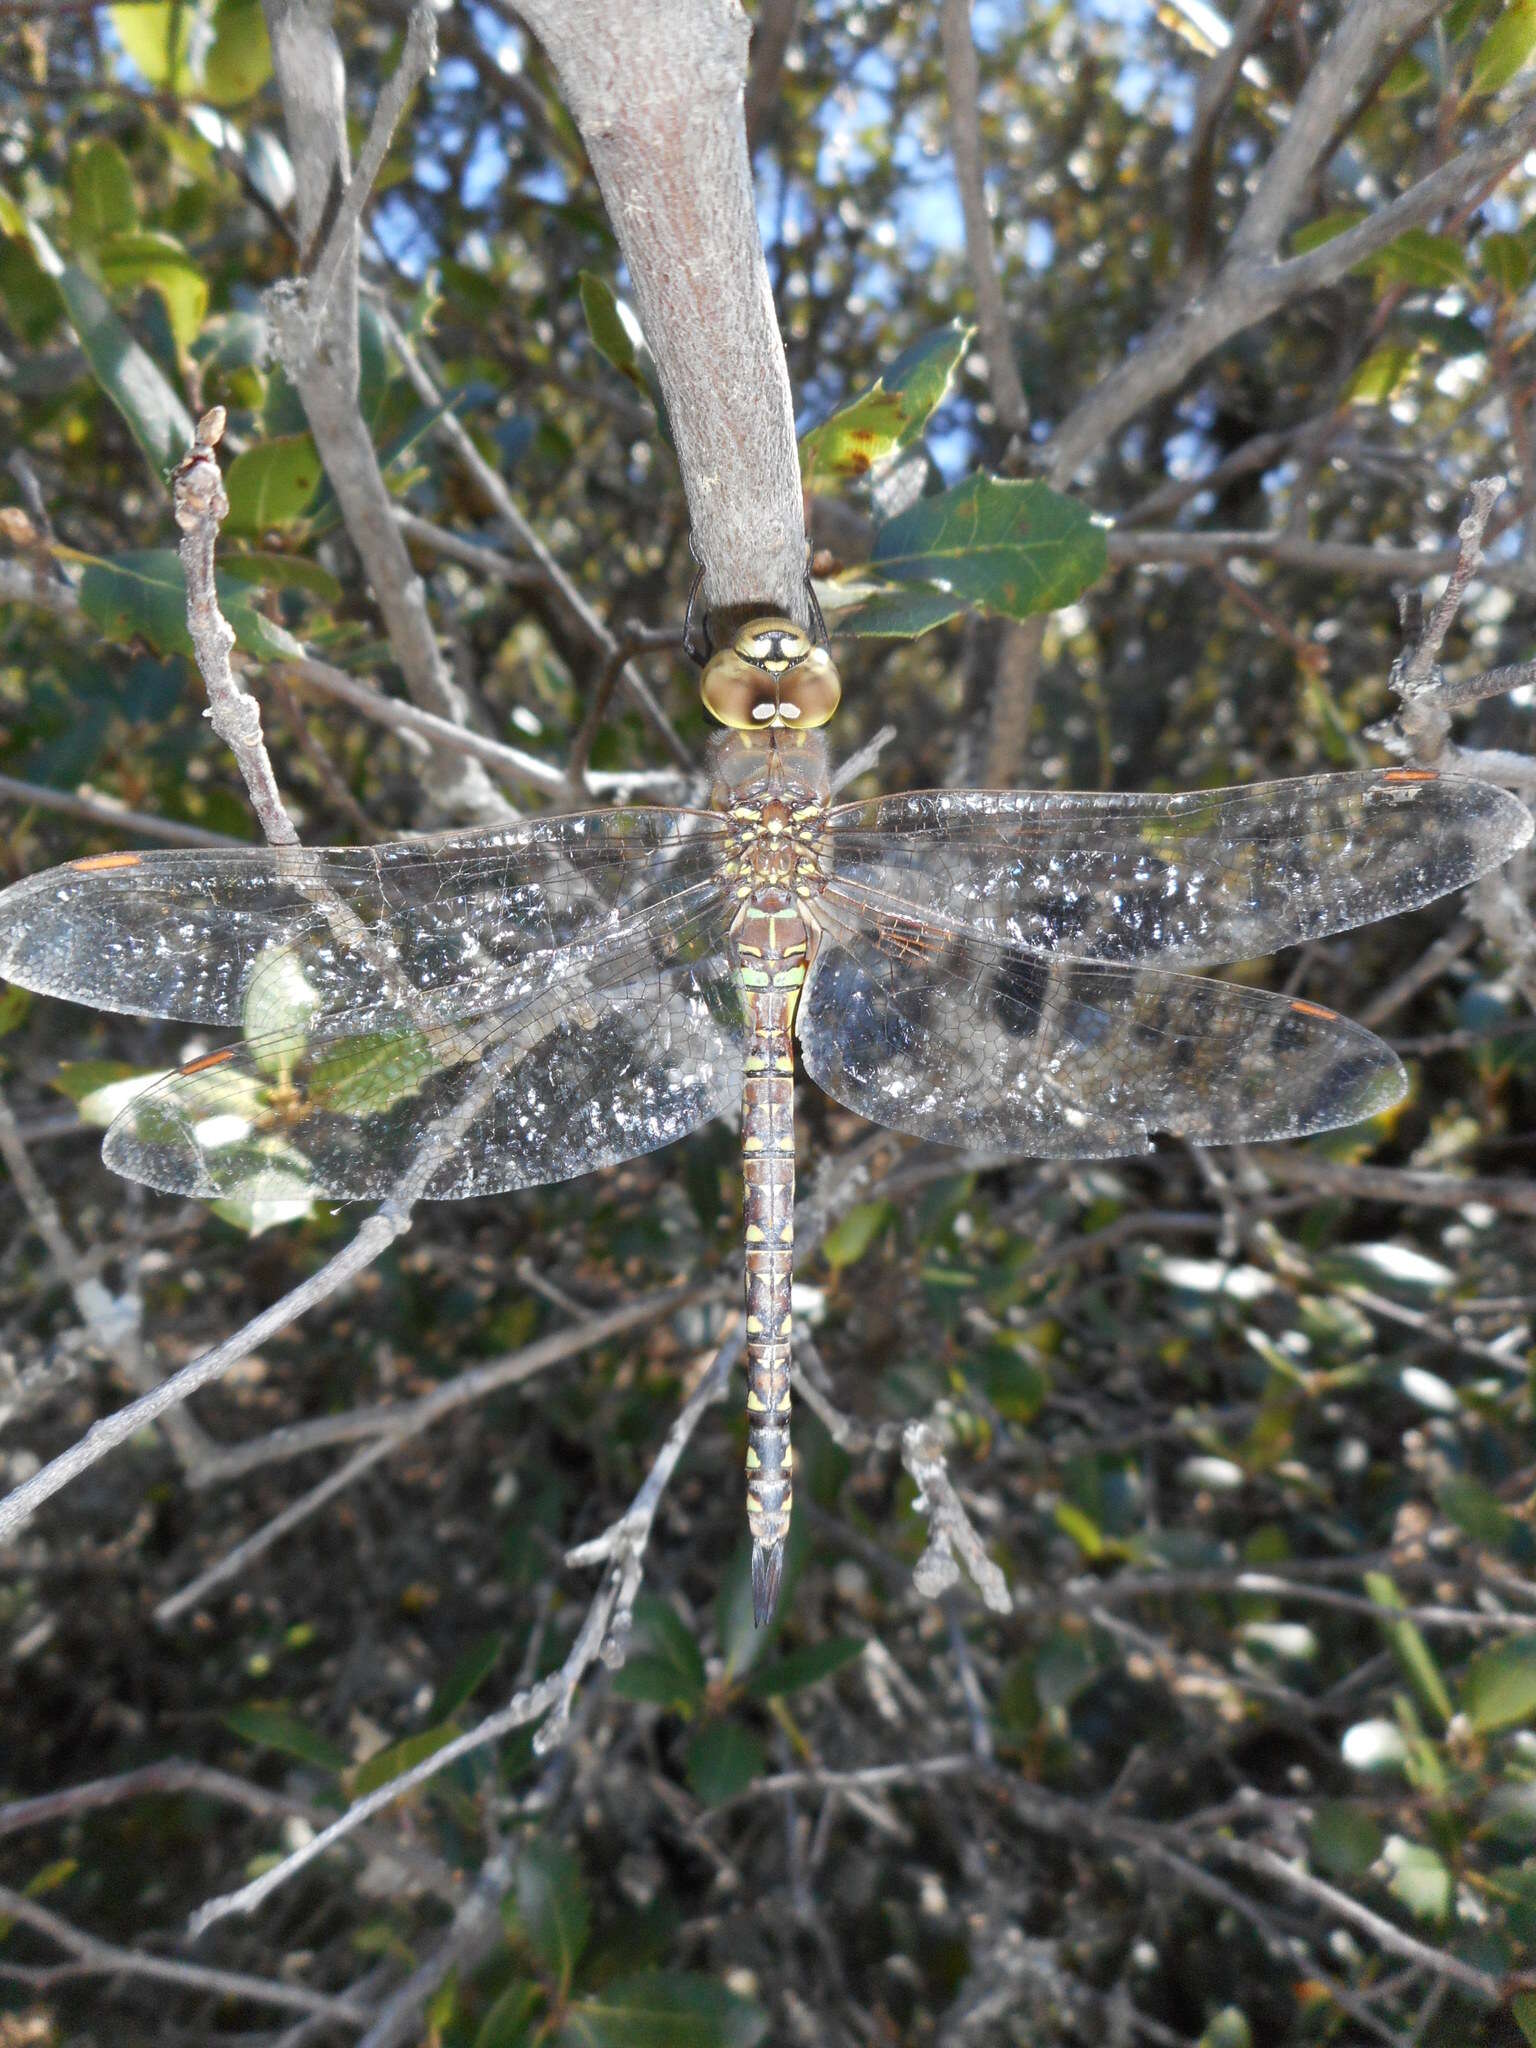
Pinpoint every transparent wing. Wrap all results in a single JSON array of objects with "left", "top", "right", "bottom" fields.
[
  {"left": 798, "top": 883, "right": 1404, "bottom": 1159},
  {"left": 826, "top": 771, "right": 1531, "bottom": 966},
  {"left": 101, "top": 885, "right": 746, "bottom": 1200},
  {"left": 0, "top": 807, "right": 727, "bottom": 1027}
]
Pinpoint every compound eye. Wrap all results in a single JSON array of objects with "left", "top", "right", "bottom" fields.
[
  {"left": 777, "top": 646, "right": 841, "bottom": 729},
  {"left": 701, "top": 654, "right": 783, "bottom": 730}
]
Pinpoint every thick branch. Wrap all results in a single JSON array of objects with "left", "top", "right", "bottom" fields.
[{"left": 513, "top": 0, "right": 807, "bottom": 630}]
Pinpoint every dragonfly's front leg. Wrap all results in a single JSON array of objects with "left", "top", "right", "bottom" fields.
[{"left": 737, "top": 910, "right": 812, "bottom": 1626}]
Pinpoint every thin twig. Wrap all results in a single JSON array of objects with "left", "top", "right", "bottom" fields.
[
  {"left": 0, "top": 771, "right": 242, "bottom": 848},
  {"left": 902, "top": 1417, "right": 1014, "bottom": 1614}
]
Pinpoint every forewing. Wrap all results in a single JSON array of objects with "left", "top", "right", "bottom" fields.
[
  {"left": 827, "top": 771, "right": 1531, "bottom": 966},
  {"left": 0, "top": 807, "right": 726, "bottom": 1026},
  {"left": 102, "top": 888, "right": 746, "bottom": 1200},
  {"left": 798, "top": 884, "right": 1404, "bottom": 1158}
]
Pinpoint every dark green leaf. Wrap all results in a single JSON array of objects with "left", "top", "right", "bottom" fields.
[
  {"left": 556, "top": 1970, "right": 768, "bottom": 2048},
  {"left": 1310, "top": 1801, "right": 1384, "bottom": 1878},
  {"left": 349, "top": 1722, "right": 462, "bottom": 1799},
  {"left": 1289, "top": 210, "right": 1365, "bottom": 255},
  {"left": 71, "top": 547, "right": 302, "bottom": 664},
  {"left": 870, "top": 475, "right": 1106, "bottom": 621},
  {"left": 800, "top": 320, "right": 970, "bottom": 486},
  {"left": 474, "top": 1981, "right": 543, "bottom": 2048},
  {"left": 742, "top": 1636, "right": 865, "bottom": 1699},
  {"left": 53, "top": 262, "right": 194, "bottom": 477},
  {"left": 684, "top": 1719, "right": 766, "bottom": 1805},
  {"left": 223, "top": 1704, "right": 348, "bottom": 1771},
  {"left": 220, "top": 549, "right": 343, "bottom": 600},
  {"left": 611, "top": 1654, "right": 705, "bottom": 1712},
  {"left": 577, "top": 271, "right": 674, "bottom": 449},
  {"left": 430, "top": 1633, "right": 505, "bottom": 1722},
  {"left": 833, "top": 583, "right": 968, "bottom": 639},
  {"left": 628, "top": 1595, "right": 706, "bottom": 1693},
  {"left": 0, "top": 985, "right": 31, "bottom": 1036},
  {"left": 1461, "top": 1639, "right": 1536, "bottom": 1733},
  {"left": 505, "top": 1840, "right": 589, "bottom": 1989},
  {"left": 1368, "top": 229, "right": 1469, "bottom": 289},
  {"left": 1480, "top": 231, "right": 1533, "bottom": 297}
]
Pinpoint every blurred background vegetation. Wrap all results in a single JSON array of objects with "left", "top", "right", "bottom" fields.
[{"left": 1, "top": 2, "right": 1535, "bottom": 2044}]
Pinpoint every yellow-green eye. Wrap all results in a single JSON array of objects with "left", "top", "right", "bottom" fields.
[{"left": 700, "top": 615, "right": 841, "bottom": 731}]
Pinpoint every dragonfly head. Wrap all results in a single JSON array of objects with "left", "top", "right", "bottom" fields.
[{"left": 701, "top": 615, "right": 841, "bottom": 732}]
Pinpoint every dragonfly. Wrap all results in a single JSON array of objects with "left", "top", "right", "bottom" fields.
[{"left": 0, "top": 617, "right": 1528, "bottom": 1622}]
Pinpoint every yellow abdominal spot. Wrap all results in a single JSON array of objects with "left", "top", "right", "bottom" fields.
[
  {"left": 745, "top": 1445, "right": 761, "bottom": 1470},
  {"left": 746, "top": 1387, "right": 767, "bottom": 1411}
]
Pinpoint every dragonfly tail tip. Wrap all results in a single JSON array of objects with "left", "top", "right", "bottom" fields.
[{"left": 751, "top": 1538, "right": 784, "bottom": 1628}]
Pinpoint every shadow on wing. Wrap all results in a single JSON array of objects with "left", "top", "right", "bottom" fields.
[
  {"left": 826, "top": 771, "right": 1531, "bottom": 965},
  {"left": 102, "top": 892, "right": 746, "bottom": 1200},
  {"left": 798, "top": 883, "right": 1405, "bottom": 1158}
]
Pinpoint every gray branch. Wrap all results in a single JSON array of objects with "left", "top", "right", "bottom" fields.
[{"left": 513, "top": 0, "right": 808, "bottom": 631}]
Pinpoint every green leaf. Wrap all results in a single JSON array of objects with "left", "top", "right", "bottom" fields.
[
  {"left": 430, "top": 1633, "right": 504, "bottom": 1722},
  {"left": 224, "top": 435, "right": 325, "bottom": 535},
  {"left": 1368, "top": 229, "right": 1469, "bottom": 289},
  {"left": 1345, "top": 343, "right": 1416, "bottom": 404},
  {"left": 1461, "top": 1639, "right": 1536, "bottom": 1733},
  {"left": 1471, "top": 0, "right": 1536, "bottom": 91},
  {"left": 1440, "top": 1477, "right": 1516, "bottom": 1552},
  {"left": 0, "top": 984, "right": 30, "bottom": 1036},
  {"left": 799, "top": 320, "right": 970, "bottom": 487},
  {"left": 220, "top": 549, "right": 343, "bottom": 601},
  {"left": 820, "top": 1200, "right": 891, "bottom": 1270},
  {"left": 577, "top": 272, "right": 673, "bottom": 449},
  {"left": 203, "top": 0, "right": 272, "bottom": 104},
  {"left": 685, "top": 1719, "right": 767, "bottom": 1805},
  {"left": 505, "top": 1840, "right": 589, "bottom": 1991},
  {"left": 1480, "top": 231, "right": 1533, "bottom": 297},
  {"left": 53, "top": 262, "right": 194, "bottom": 478},
  {"left": 71, "top": 547, "right": 302, "bottom": 664},
  {"left": 611, "top": 1654, "right": 705, "bottom": 1712},
  {"left": 1054, "top": 1502, "right": 1105, "bottom": 1560},
  {"left": 224, "top": 1704, "right": 348, "bottom": 1771},
  {"left": 1381, "top": 51, "right": 1431, "bottom": 94},
  {"left": 97, "top": 229, "right": 209, "bottom": 353},
  {"left": 1515, "top": 1991, "right": 1536, "bottom": 2047},
  {"left": 1309, "top": 1801, "right": 1384, "bottom": 1878},
  {"left": 1289, "top": 210, "right": 1365, "bottom": 255},
  {"left": 870, "top": 475, "right": 1106, "bottom": 622},
  {"left": 69, "top": 140, "right": 137, "bottom": 245},
  {"left": 833, "top": 582, "right": 968, "bottom": 639},
  {"left": 612, "top": 1597, "right": 706, "bottom": 1710},
  {"left": 1382, "top": 1836, "right": 1453, "bottom": 1922},
  {"left": 110, "top": 2, "right": 195, "bottom": 91},
  {"left": 349, "top": 1722, "right": 462, "bottom": 1800},
  {"left": 1197, "top": 2014, "right": 1251, "bottom": 2048},
  {"left": 556, "top": 1970, "right": 768, "bottom": 2048},
  {"left": 306, "top": 1028, "right": 442, "bottom": 1117},
  {"left": 742, "top": 1636, "right": 865, "bottom": 1699},
  {"left": 474, "top": 1981, "right": 543, "bottom": 2048},
  {"left": 1365, "top": 1573, "right": 1453, "bottom": 1727}
]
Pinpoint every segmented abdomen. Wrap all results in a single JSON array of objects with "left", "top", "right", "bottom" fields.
[{"left": 737, "top": 908, "right": 808, "bottom": 1626}]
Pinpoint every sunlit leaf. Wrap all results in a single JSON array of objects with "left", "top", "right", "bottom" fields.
[
  {"left": 799, "top": 320, "right": 970, "bottom": 487},
  {"left": 1345, "top": 343, "right": 1416, "bottom": 404},
  {"left": 110, "top": 2, "right": 195, "bottom": 92},
  {"left": 203, "top": 0, "right": 273, "bottom": 104},
  {"left": 69, "top": 139, "right": 137, "bottom": 244},
  {"left": 98, "top": 229, "right": 209, "bottom": 352},
  {"left": 1480, "top": 231, "right": 1533, "bottom": 297},
  {"left": 1382, "top": 1836, "right": 1452, "bottom": 1921},
  {"left": 1471, "top": 0, "right": 1536, "bottom": 92},
  {"left": 1368, "top": 229, "right": 1469, "bottom": 289},
  {"left": 1461, "top": 1639, "right": 1536, "bottom": 1733},
  {"left": 224, "top": 434, "right": 325, "bottom": 535},
  {"left": 578, "top": 270, "right": 674, "bottom": 449},
  {"left": 867, "top": 475, "right": 1107, "bottom": 622}
]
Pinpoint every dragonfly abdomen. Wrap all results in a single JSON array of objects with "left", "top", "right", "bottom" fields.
[{"left": 736, "top": 906, "right": 811, "bottom": 1626}]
